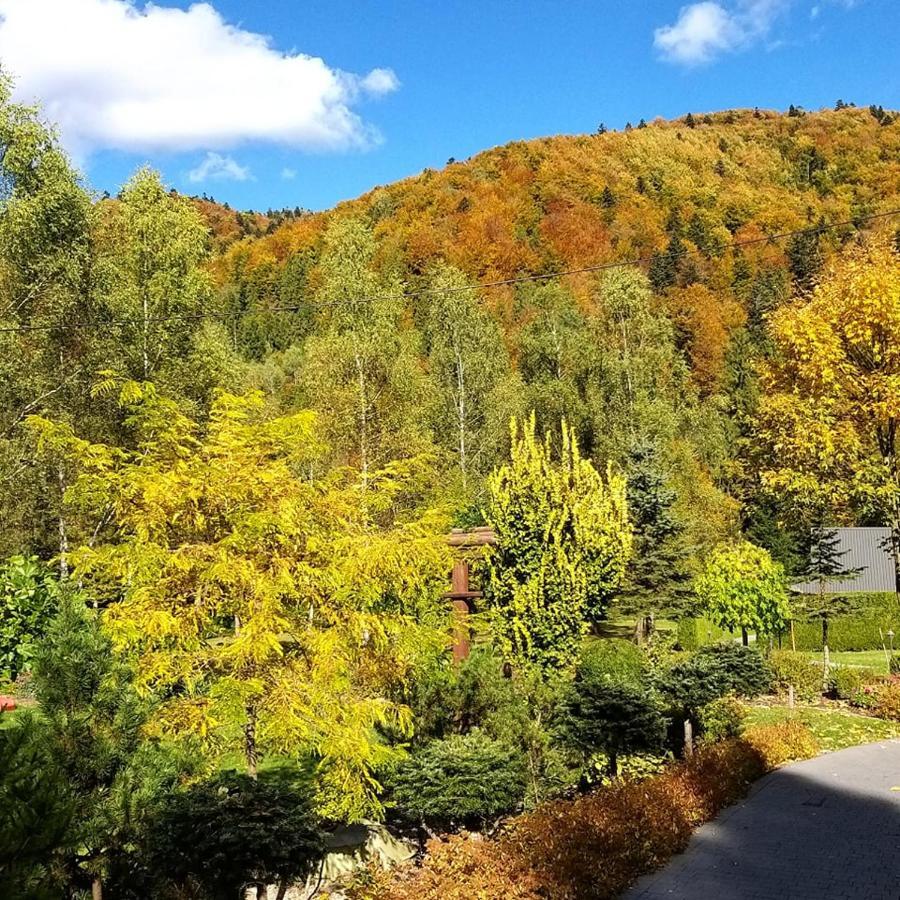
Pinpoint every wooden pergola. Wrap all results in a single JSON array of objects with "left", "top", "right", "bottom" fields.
[{"left": 444, "top": 526, "right": 496, "bottom": 661}]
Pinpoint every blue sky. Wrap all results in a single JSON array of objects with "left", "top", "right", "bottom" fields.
[{"left": 2, "top": 0, "right": 898, "bottom": 212}]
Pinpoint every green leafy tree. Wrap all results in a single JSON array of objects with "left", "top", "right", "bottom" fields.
[
  {"left": 93, "top": 168, "right": 212, "bottom": 390},
  {"left": 30, "top": 383, "right": 451, "bottom": 823},
  {"left": 485, "top": 415, "right": 632, "bottom": 670},
  {"left": 423, "top": 263, "right": 514, "bottom": 493},
  {"left": 695, "top": 542, "right": 790, "bottom": 645},
  {"left": 301, "top": 217, "right": 436, "bottom": 483},
  {"left": 0, "top": 555, "right": 58, "bottom": 679},
  {"left": 518, "top": 283, "right": 596, "bottom": 449},
  {"left": 0, "top": 76, "right": 94, "bottom": 564}
]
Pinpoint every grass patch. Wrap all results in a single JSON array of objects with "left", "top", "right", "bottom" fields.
[
  {"left": 799, "top": 649, "right": 892, "bottom": 674},
  {"left": 743, "top": 704, "right": 900, "bottom": 752}
]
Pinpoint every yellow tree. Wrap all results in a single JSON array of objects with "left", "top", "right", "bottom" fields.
[
  {"left": 28, "top": 384, "right": 451, "bottom": 823},
  {"left": 754, "top": 239, "right": 900, "bottom": 564}
]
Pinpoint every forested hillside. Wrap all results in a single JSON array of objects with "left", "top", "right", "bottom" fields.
[
  {"left": 207, "top": 104, "right": 900, "bottom": 572},
  {"left": 2, "top": 91, "right": 899, "bottom": 594}
]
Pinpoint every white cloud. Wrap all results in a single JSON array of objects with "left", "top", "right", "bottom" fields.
[
  {"left": 188, "top": 152, "right": 250, "bottom": 183},
  {"left": 654, "top": 0, "right": 788, "bottom": 65},
  {"left": 280, "top": 167, "right": 297, "bottom": 180},
  {"left": 0, "top": 0, "right": 400, "bottom": 158}
]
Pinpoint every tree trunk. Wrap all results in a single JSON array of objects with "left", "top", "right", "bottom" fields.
[
  {"left": 822, "top": 617, "right": 831, "bottom": 690},
  {"left": 354, "top": 350, "right": 368, "bottom": 493},
  {"left": 455, "top": 347, "right": 467, "bottom": 491},
  {"left": 275, "top": 877, "right": 289, "bottom": 900},
  {"left": 256, "top": 883, "right": 268, "bottom": 900},
  {"left": 683, "top": 719, "right": 694, "bottom": 757},
  {"left": 57, "top": 462, "right": 69, "bottom": 579},
  {"left": 741, "top": 627, "right": 749, "bottom": 647},
  {"left": 244, "top": 703, "right": 259, "bottom": 780},
  {"left": 91, "top": 877, "right": 103, "bottom": 900},
  {"left": 608, "top": 751, "right": 618, "bottom": 778}
]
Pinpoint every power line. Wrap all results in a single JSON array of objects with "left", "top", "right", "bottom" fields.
[{"left": 1, "top": 207, "right": 898, "bottom": 336}]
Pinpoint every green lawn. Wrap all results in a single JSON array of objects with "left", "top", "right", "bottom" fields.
[
  {"left": 799, "top": 649, "right": 893, "bottom": 674},
  {"left": 744, "top": 704, "right": 900, "bottom": 751}
]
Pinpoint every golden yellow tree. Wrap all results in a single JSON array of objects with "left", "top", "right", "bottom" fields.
[
  {"left": 29, "top": 383, "right": 451, "bottom": 822},
  {"left": 754, "top": 238, "right": 900, "bottom": 551}
]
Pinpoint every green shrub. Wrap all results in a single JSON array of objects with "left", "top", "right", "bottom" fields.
[
  {"left": 0, "top": 556, "right": 59, "bottom": 680},
  {"left": 662, "top": 644, "right": 771, "bottom": 714},
  {"left": 391, "top": 730, "right": 527, "bottom": 828},
  {"left": 791, "top": 594, "right": 900, "bottom": 651},
  {"left": 694, "top": 643, "right": 773, "bottom": 697},
  {"left": 676, "top": 617, "right": 735, "bottom": 651},
  {"left": 829, "top": 665, "right": 870, "bottom": 701},
  {"left": 578, "top": 638, "right": 646, "bottom": 686},
  {"left": 561, "top": 676, "right": 666, "bottom": 778},
  {"left": 132, "top": 769, "right": 324, "bottom": 900},
  {"left": 698, "top": 695, "right": 745, "bottom": 742},
  {"left": 769, "top": 650, "right": 824, "bottom": 701}
]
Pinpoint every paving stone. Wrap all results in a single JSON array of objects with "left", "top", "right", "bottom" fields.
[{"left": 624, "top": 741, "right": 900, "bottom": 900}]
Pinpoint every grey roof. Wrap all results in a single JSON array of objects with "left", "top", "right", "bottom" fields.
[{"left": 791, "top": 527, "right": 897, "bottom": 594}]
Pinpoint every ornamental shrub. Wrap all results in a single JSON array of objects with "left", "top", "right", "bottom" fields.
[
  {"left": 872, "top": 681, "right": 900, "bottom": 721},
  {"left": 136, "top": 769, "right": 324, "bottom": 900},
  {"left": 741, "top": 721, "right": 820, "bottom": 768},
  {"left": 769, "top": 650, "right": 824, "bottom": 701},
  {"left": 698, "top": 695, "right": 745, "bottom": 742},
  {"left": 693, "top": 643, "right": 773, "bottom": 697},
  {"left": 349, "top": 725, "right": 817, "bottom": 900},
  {"left": 560, "top": 676, "right": 666, "bottom": 777},
  {"left": 577, "top": 637, "right": 647, "bottom": 686},
  {"left": 829, "top": 665, "right": 870, "bottom": 700},
  {"left": 0, "top": 555, "right": 59, "bottom": 680},
  {"left": 390, "top": 730, "right": 527, "bottom": 829}
]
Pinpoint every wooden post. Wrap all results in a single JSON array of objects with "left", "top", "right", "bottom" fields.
[
  {"left": 445, "top": 528, "right": 497, "bottom": 664},
  {"left": 450, "top": 559, "right": 473, "bottom": 662}
]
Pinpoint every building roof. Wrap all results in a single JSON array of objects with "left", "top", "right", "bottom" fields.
[{"left": 791, "top": 527, "right": 897, "bottom": 595}]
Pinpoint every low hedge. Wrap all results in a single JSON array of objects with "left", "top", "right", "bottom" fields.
[
  {"left": 350, "top": 724, "right": 818, "bottom": 900},
  {"left": 681, "top": 593, "right": 900, "bottom": 652}
]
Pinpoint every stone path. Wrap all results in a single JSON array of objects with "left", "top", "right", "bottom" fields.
[{"left": 625, "top": 740, "right": 900, "bottom": 900}]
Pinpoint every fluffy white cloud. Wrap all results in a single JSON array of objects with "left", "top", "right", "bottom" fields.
[
  {"left": 654, "top": 0, "right": 788, "bottom": 64},
  {"left": 0, "top": 0, "right": 400, "bottom": 157},
  {"left": 188, "top": 152, "right": 250, "bottom": 183},
  {"left": 280, "top": 167, "right": 297, "bottom": 180}
]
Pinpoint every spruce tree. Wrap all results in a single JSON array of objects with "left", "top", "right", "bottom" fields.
[{"left": 615, "top": 443, "right": 691, "bottom": 638}]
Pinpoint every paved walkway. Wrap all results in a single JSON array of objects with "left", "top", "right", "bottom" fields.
[{"left": 625, "top": 740, "right": 900, "bottom": 900}]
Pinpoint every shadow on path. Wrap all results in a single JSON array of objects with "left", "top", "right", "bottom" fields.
[{"left": 625, "top": 740, "right": 900, "bottom": 900}]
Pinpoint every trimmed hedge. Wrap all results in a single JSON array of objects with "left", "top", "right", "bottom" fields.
[
  {"left": 350, "top": 724, "right": 818, "bottom": 900},
  {"left": 676, "top": 617, "right": 736, "bottom": 651},
  {"left": 681, "top": 593, "right": 900, "bottom": 652}
]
